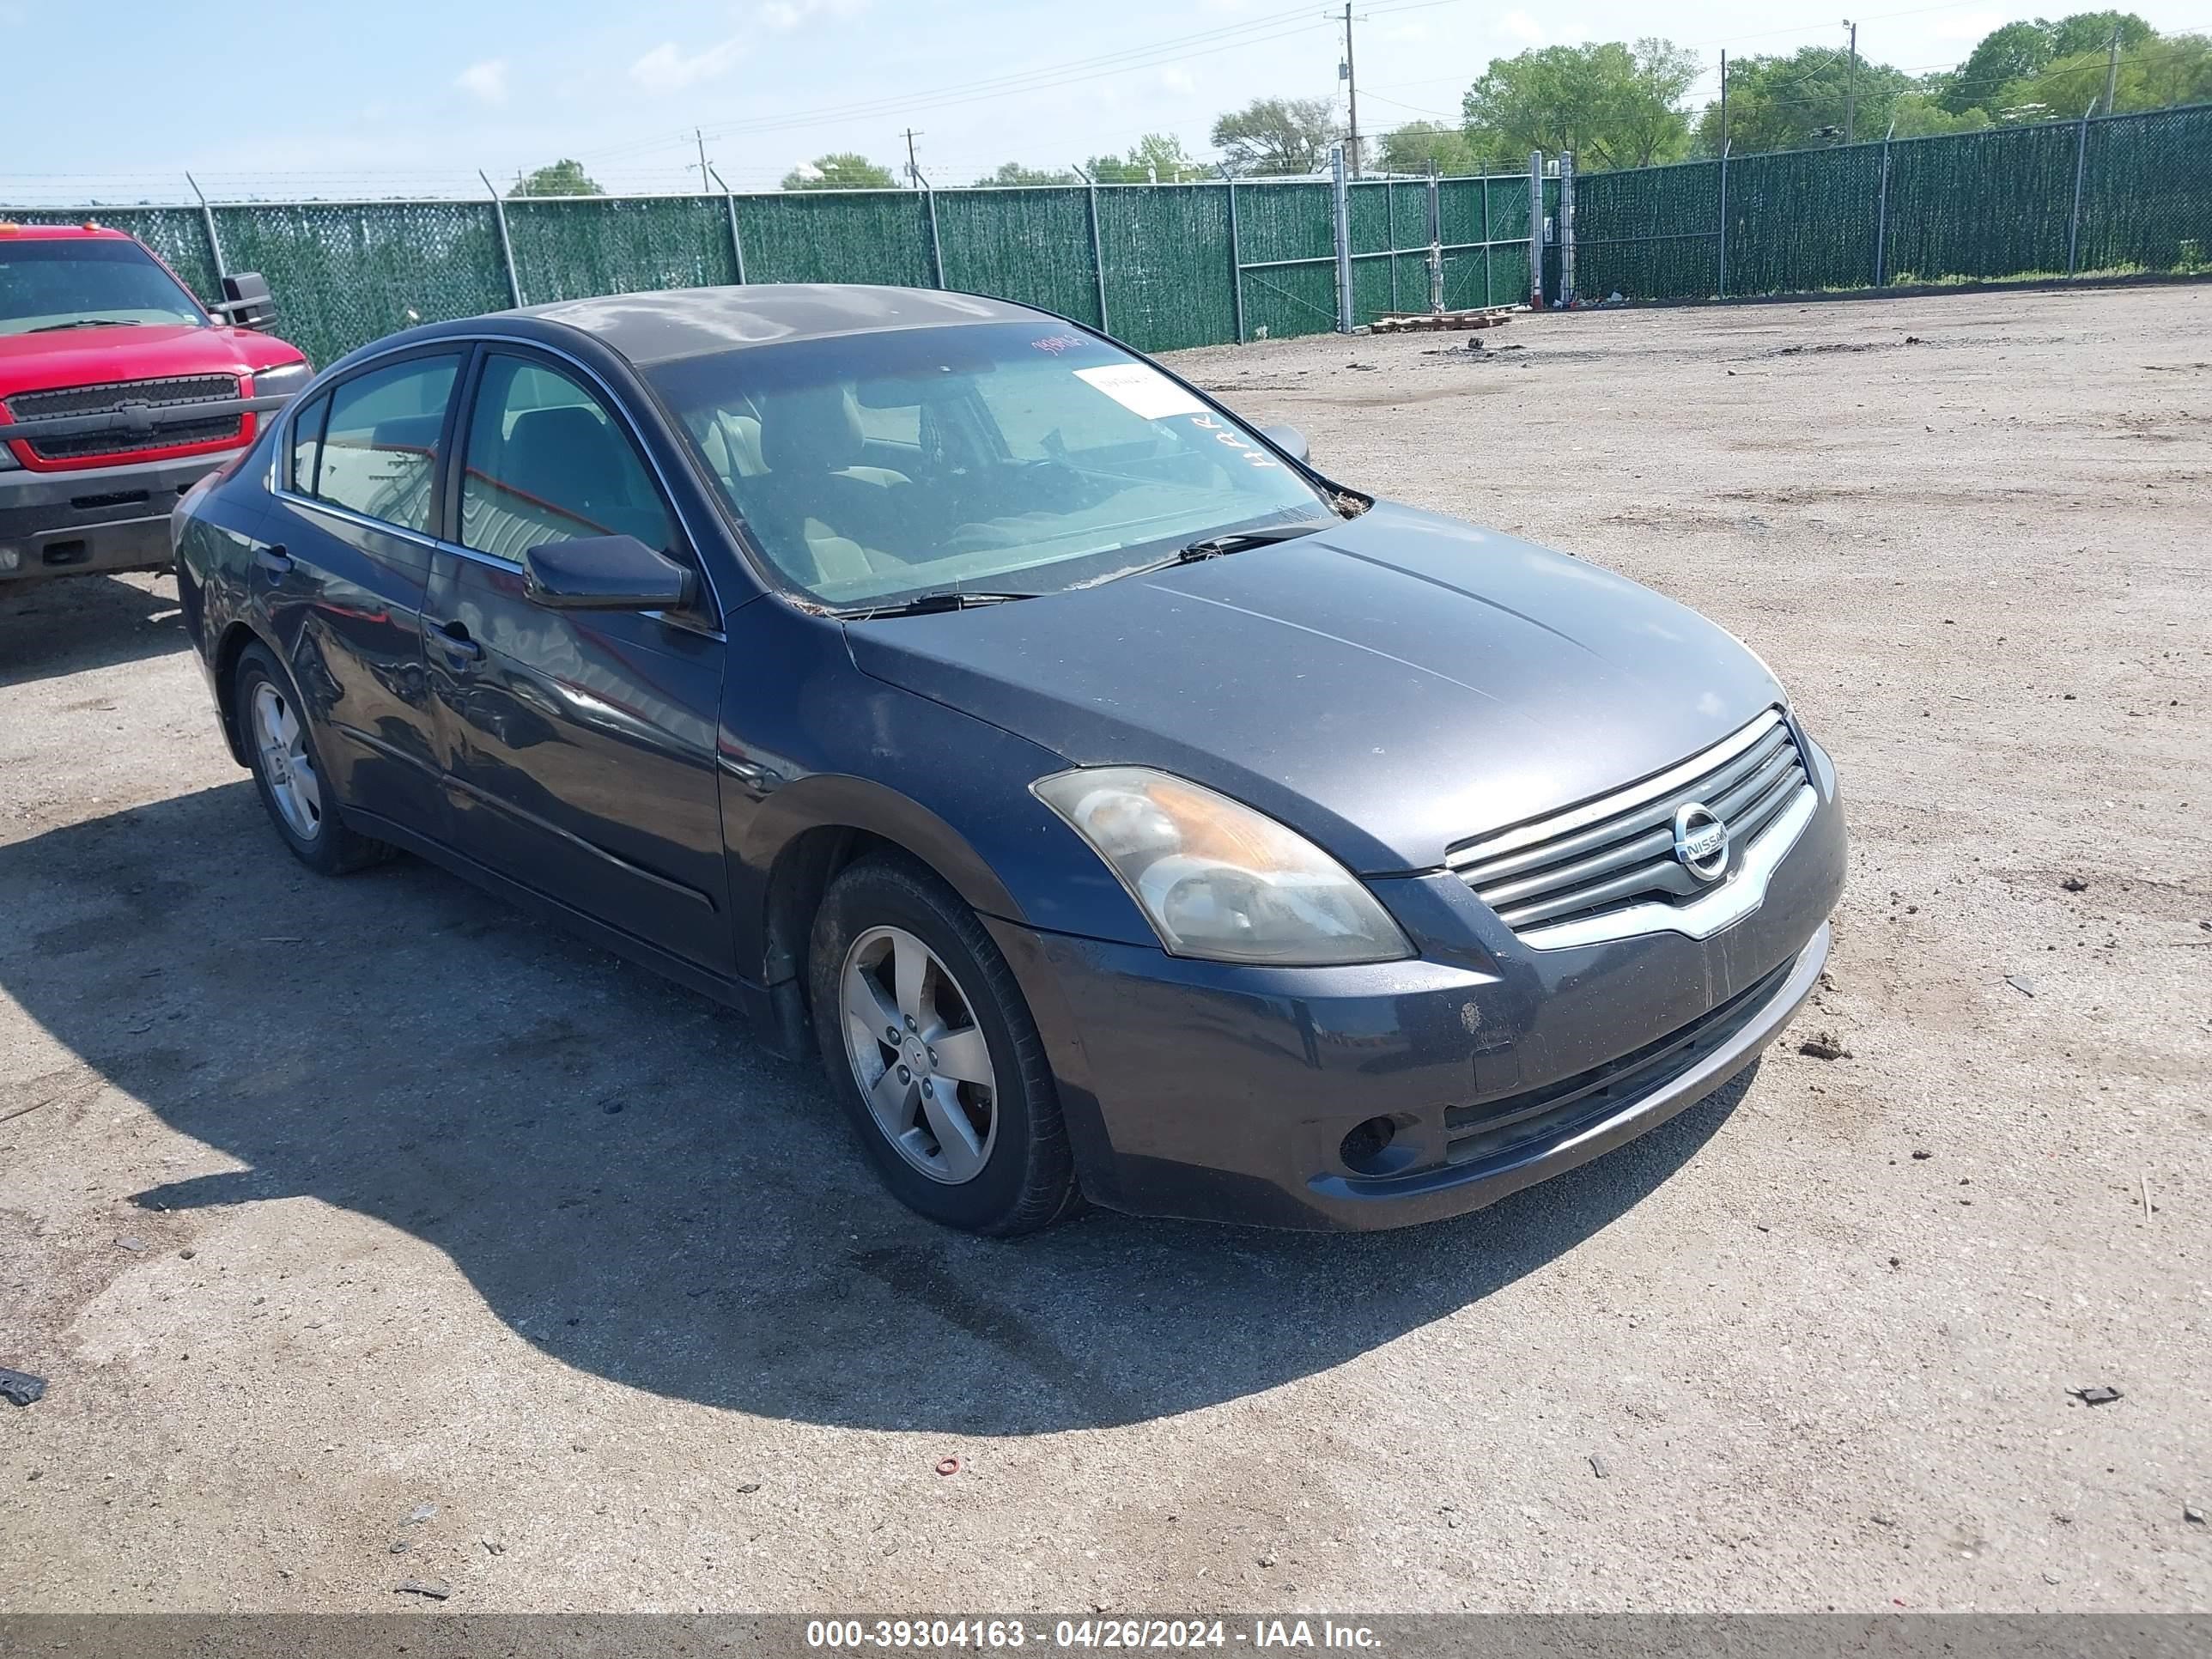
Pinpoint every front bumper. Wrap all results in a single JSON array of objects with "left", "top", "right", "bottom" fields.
[
  {"left": 0, "top": 449, "right": 242, "bottom": 583},
  {"left": 989, "top": 744, "right": 1846, "bottom": 1231}
]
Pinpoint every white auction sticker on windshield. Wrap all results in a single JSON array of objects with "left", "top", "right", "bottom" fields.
[{"left": 1074, "top": 362, "right": 1206, "bottom": 420}]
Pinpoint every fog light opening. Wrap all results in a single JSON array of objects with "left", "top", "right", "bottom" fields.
[{"left": 1340, "top": 1115, "right": 1398, "bottom": 1176}]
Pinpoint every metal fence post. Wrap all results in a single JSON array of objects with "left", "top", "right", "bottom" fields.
[
  {"left": 1873, "top": 118, "right": 1896, "bottom": 288},
  {"left": 1429, "top": 164, "right": 1445, "bottom": 313},
  {"left": 723, "top": 190, "right": 749, "bottom": 285},
  {"left": 2067, "top": 105, "right": 2092, "bottom": 276},
  {"left": 1219, "top": 166, "right": 1246, "bottom": 344},
  {"left": 480, "top": 171, "right": 523, "bottom": 307},
  {"left": 1717, "top": 146, "right": 1731, "bottom": 300},
  {"left": 185, "top": 173, "right": 226, "bottom": 283},
  {"left": 921, "top": 178, "right": 946, "bottom": 288},
  {"left": 1331, "top": 144, "right": 1355, "bottom": 332},
  {"left": 1528, "top": 151, "right": 1542, "bottom": 307},
  {"left": 1078, "top": 167, "right": 1109, "bottom": 336},
  {"left": 1558, "top": 151, "right": 1577, "bottom": 309}
]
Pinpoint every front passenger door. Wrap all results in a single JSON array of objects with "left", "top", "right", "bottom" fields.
[{"left": 422, "top": 349, "right": 732, "bottom": 974}]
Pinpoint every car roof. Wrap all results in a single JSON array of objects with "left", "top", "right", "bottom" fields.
[
  {"left": 513, "top": 283, "right": 1053, "bottom": 367},
  {"left": 0, "top": 222, "right": 138, "bottom": 242}
]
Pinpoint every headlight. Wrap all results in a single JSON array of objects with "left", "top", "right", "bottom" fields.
[
  {"left": 251, "top": 360, "right": 313, "bottom": 400},
  {"left": 1032, "top": 767, "right": 1412, "bottom": 966}
]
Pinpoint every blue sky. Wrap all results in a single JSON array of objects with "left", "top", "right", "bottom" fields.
[{"left": 5, "top": 0, "right": 2206, "bottom": 202}]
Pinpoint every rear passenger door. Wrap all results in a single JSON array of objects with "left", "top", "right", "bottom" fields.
[
  {"left": 264, "top": 349, "right": 464, "bottom": 839},
  {"left": 422, "top": 348, "right": 731, "bottom": 974}
]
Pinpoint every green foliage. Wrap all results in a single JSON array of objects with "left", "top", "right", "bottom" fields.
[
  {"left": 1698, "top": 46, "right": 1914, "bottom": 155},
  {"left": 2045, "top": 10, "right": 2154, "bottom": 58},
  {"left": 1212, "top": 97, "right": 1338, "bottom": 176},
  {"left": 1462, "top": 39, "right": 1700, "bottom": 171},
  {"left": 1937, "top": 12, "right": 2160, "bottom": 112},
  {"left": 1376, "top": 121, "right": 1483, "bottom": 176},
  {"left": 2008, "top": 32, "right": 2212, "bottom": 117},
  {"left": 781, "top": 153, "right": 897, "bottom": 191},
  {"left": 1886, "top": 92, "right": 1993, "bottom": 137},
  {"left": 974, "top": 161, "right": 1079, "bottom": 187},
  {"left": 509, "top": 159, "right": 601, "bottom": 198},
  {"left": 1085, "top": 134, "right": 1207, "bottom": 185}
]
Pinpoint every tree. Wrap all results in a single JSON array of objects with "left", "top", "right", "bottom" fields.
[
  {"left": 974, "top": 161, "right": 1079, "bottom": 186},
  {"left": 1084, "top": 133, "right": 1206, "bottom": 184},
  {"left": 1936, "top": 12, "right": 2156, "bottom": 112},
  {"left": 1462, "top": 40, "right": 1699, "bottom": 171},
  {"left": 1694, "top": 45, "right": 1913, "bottom": 155},
  {"left": 2007, "top": 30, "right": 2212, "bottom": 116},
  {"left": 781, "top": 153, "right": 897, "bottom": 191},
  {"left": 2045, "top": 9, "right": 2154, "bottom": 57},
  {"left": 1212, "top": 97, "right": 1337, "bottom": 175},
  {"left": 509, "top": 159, "right": 601, "bottom": 198},
  {"left": 1376, "top": 120, "right": 1483, "bottom": 176}
]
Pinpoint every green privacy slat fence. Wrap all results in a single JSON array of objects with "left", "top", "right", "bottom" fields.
[
  {"left": 9, "top": 112, "right": 2204, "bottom": 369},
  {"left": 1569, "top": 102, "right": 2211, "bottom": 303}
]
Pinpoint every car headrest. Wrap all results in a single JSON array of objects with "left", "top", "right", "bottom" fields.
[
  {"left": 501, "top": 405, "right": 629, "bottom": 525},
  {"left": 759, "top": 382, "right": 864, "bottom": 474}
]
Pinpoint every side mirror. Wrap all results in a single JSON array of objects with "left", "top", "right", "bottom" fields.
[
  {"left": 1260, "top": 423, "right": 1310, "bottom": 465},
  {"left": 214, "top": 271, "right": 278, "bottom": 330},
  {"left": 522, "top": 536, "right": 695, "bottom": 611}
]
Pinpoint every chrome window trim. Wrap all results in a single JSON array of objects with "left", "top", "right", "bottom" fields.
[
  {"left": 1446, "top": 708, "right": 1785, "bottom": 872},
  {"left": 275, "top": 488, "right": 443, "bottom": 551},
  {"left": 266, "top": 331, "right": 729, "bottom": 623},
  {"left": 1516, "top": 782, "right": 1817, "bottom": 951}
]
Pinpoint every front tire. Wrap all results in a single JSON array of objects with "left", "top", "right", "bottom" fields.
[
  {"left": 234, "top": 643, "right": 387, "bottom": 876},
  {"left": 809, "top": 854, "right": 1079, "bottom": 1235}
]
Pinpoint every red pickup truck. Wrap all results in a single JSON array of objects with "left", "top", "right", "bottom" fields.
[{"left": 0, "top": 221, "right": 310, "bottom": 586}]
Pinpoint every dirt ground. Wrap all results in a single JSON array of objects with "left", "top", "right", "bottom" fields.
[{"left": 2, "top": 285, "right": 2207, "bottom": 1615}]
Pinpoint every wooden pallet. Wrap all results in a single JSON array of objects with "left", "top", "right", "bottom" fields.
[{"left": 1367, "top": 307, "right": 1518, "bottom": 333}]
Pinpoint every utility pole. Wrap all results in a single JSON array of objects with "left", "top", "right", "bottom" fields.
[
  {"left": 902, "top": 128, "right": 923, "bottom": 189},
  {"left": 1843, "top": 19, "right": 1858, "bottom": 145},
  {"left": 696, "top": 129, "right": 711, "bottom": 194},
  {"left": 1341, "top": 3, "right": 1362, "bottom": 179},
  {"left": 2104, "top": 23, "right": 2120, "bottom": 114}
]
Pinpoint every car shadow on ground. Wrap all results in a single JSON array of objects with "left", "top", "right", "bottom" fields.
[
  {"left": 0, "top": 574, "right": 189, "bottom": 687},
  {"left": 2, "top": 781, "right": 1752, "bottom": 1435}
]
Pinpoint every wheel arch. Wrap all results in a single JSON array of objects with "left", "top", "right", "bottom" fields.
[{"left": 210, "top": 618, "right": 277, "bottom": 767}]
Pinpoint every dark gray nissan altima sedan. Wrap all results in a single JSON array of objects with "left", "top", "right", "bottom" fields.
[{"left": 171, "top": 283, "right": 1846, "bottom": 1234}]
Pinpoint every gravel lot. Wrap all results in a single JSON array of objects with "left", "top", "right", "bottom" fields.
[{"left": 2, "top": 284, "right": 2207, "bottom": 1614}]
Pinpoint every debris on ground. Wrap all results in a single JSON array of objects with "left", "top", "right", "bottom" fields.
[
  {"left": 1911, "top": 1150, "right": 1933, "bottom": 1161},
  {"left": 395, "top": 1579, "right": 452, "bottom": 1600},
  {"left": 116, "top": 1236, "right": 145, "bottom": 1252},
  {"left": 736, "top": 1481, "right": 763, "bottom": 1494},
  {"left": 2069, "top": 1385, "right": 2123, "bottom": 1407},
  {"left": 2185, "top": 1504, "right": 2206, "bottom": 1524},
  {"left": 935, "top": 1455, "right": 962, "bottom": 1476},
  {"left": 0, "top": 1368, "right": 46, "bottom": 1407},
  {"left": 2062, "top": 876, "right": 2089, "bottom": 892},
  {"left": 404, "top": 1502, "right": 438, "bottom": 1525},
  {"left": 483, "top": 1538, "right": 506, "bottom": 1555},
  {"left": 2005, "top": 975, "right": 2039, "bottom": 998},
  {"left": 1799, "top": 1032, "right": 1851, "bottom": 1060},
  {"left": 1346, "top": 362, "right": 1377, "bottom": 372},
  {"left": 1589, "top": 1454, "right": 1610, "bottom": 1479},
  {"left": 389, "top": 1539, "right": 411, "bottom": 1554}
]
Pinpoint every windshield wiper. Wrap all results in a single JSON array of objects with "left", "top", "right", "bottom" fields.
[
  {"left": 844, "top": 589, "right": 1040, "bottom": 620},
  {"left": 1175, "top": 520, "right": 1332, "bottom": 562},
  {"left": 27, "top": 319, "right": 145, "bottom": 332}
]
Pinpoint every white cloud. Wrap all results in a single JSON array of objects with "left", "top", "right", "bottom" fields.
[
  {"left": 758, "top": 0, "right": 864, "bottom": 30},
  {"left": 629, "top": 36, "right": 745, "bottom": 91},
  {"left": 1158, "top": 64, "right": 1196, "bottom": 94},
  {"left": 455, "top": 58, "right": 508, "bottom": 105},
  {"left": 1499, "top": 9, "right": 1542, "bottom": 45}
]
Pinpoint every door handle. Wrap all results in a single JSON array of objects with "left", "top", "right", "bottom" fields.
[
  {"left": 253, "top": 544, "right": 292, "bottom": 576},
  {"left": 428, "top": 623, "right": 483, "bottom": 665}
]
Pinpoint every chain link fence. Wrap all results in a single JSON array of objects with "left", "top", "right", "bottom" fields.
[{"left": 9, "top": 106, "right": 2206, "bottom": 367}]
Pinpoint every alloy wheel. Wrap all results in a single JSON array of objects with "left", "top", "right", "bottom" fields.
[
  {"left": 838, "top": 925, "right": 998, "bottom": 1184},
  {"left": 251, "top": 680, "right": 323, "bottom": 842}
]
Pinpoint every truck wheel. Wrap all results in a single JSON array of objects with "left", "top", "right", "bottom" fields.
[{"left": 234, "top": 643, "right": 387, "bottom": 876}]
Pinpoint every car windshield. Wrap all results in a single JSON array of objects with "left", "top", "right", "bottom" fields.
[
  {"left": 647, "top": 321, "right": 1335, "bottom": 609},
  {"left": 0, "top": 237, "right": 208, "bottom": 335}
]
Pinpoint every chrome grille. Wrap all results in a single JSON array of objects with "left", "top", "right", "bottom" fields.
[
  {"left": 1448, "top": 708, "right": 1810, "bottom": 938},
  {"left": 3, "top": 374, "right": 242, "bottom": 462}
]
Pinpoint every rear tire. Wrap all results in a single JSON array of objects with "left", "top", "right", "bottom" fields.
[
  {"left": 234, "top": 643, "right": 388, "bottom": 877},
  {"left": 809, "top": 854, "right": 1080, "bottom": 1235}
]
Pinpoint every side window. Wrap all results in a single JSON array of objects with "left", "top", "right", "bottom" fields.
[
  {"left": 459, "top": 355, "right": 676, "bottom": 562},
  {"left": 287, "top": 392, "right": 329, "bottom": 495},
  {"left": 310, "top": 355, "right": 460, "bottom": 535}
]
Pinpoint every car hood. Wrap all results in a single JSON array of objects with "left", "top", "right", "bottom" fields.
[
  {"left": 0, "top": 324, "right": 301, "bottom": 400},
  {"left": 844, "top": 501, "right": 1785, "bottom": 873}
]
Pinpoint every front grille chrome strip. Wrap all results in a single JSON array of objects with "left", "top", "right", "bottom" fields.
[{"left": 1516, "top": 782, "right": 1817, "bottom": 951}]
